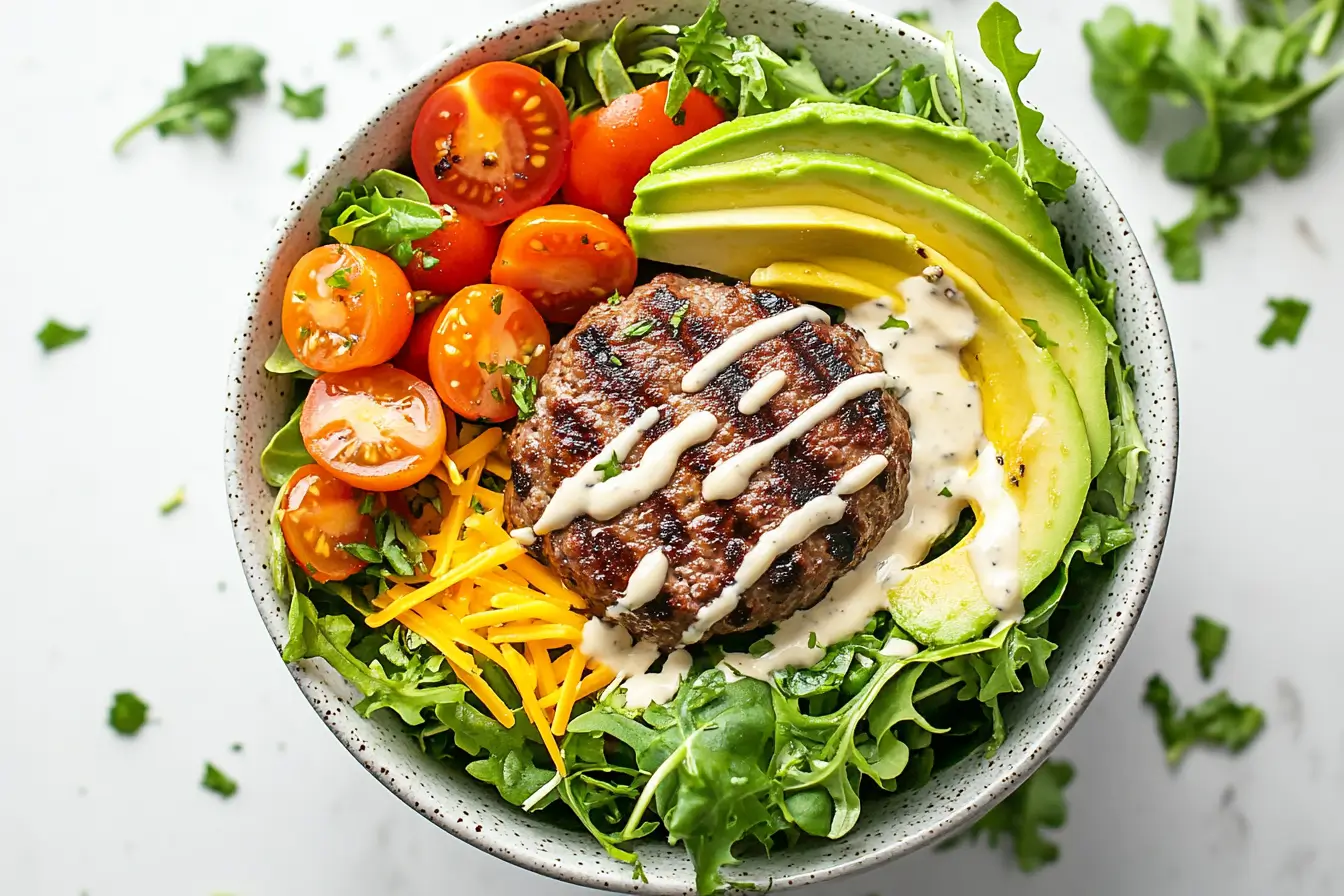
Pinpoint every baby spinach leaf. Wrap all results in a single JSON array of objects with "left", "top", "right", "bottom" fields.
[
  {"left": 977, "top": 3, "right": 1078, "bottom": 201},
  {"left": 114, "top": 45, "right": 267, "bottom": 152},
  {"left": 264, "top": 338, "right": 318, "bottom": 377},
  {"left": 259, "top": 405, "right": 313, "bottom": 487},
  {"left": 319, "top": 169, "right": 442, "bottom": 266}
]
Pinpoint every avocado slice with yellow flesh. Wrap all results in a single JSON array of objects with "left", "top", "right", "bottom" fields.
[
  {"left": 632, "top": 151, "right": 1110, "bottom": 475},
  {"left": 647, "top": 103, "right": 1067, "bottom": 269},
  {"left": 624, "top": 205, "right": 1091, "bottom": 645}
]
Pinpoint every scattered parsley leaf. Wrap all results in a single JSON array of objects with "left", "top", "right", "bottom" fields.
[
  {"left": 338, "top": 542, "right": 382, "bottom": 563},
  {"left": 114, "top": 45, "right": 267, "bottom": 152},
  {"left": 491, "top": 291, "right": 504, "bottom": 314},
  {"left": 36, "top": 320, "right": 88, "bottom": 352},
  {"left": 469, "top": 496, "right": 486, "bottom": 515},
  {"left": 669, "top": 301, "right": 690, "bottom": 332},
  {"left": 1157, "top": 186, "right": 1240, "bottom": 282},
  {"left": 109, "top": 692, "right": 149, "bottom": 736},
  {"left": 596, "top": 451, "right": 623, "bottom": 481},
  {"left": 490, "top": 387, "right": 504, "bottom": 402},
  {"left": 940, "top": 759, "right": 1075, "bottom": 871},
  {"left": 939, "top": 486, "right": 953, "bottom": 497},
  {"left": 1259, "top": 297, "right": 1310, "bottom": 346},
  {"left": 608, "top": 292, "right": 623, "bottom": 305},
  {"left": 202, "top": 762, "right": 239, "bottom": 798},
  {"left": 287, "top": 148, "right": 309, "bottom": 178},
  {"left": 325, "top": 267, "right": 352, "bottom": 289},
  {"left": 978, "top": 3, "right": 1078, "bottom": 202},
  {"left": 1191, "top": 615, "right": 1228, "bottom": 681},
  {"left": 159, "top": 487, "right": 186, "bottom": 515},
  {"left": 503, "top": 359, "right": 539, "bottom": 421},
  {"left": 608, "top": 353, "right": 624, "bottom": 367},
  {"left": 420, "top": 253, "right": 440, "bottom": 270},
  {"left": 880, "top": 316, "right": 910, "bottom": 330},
  {"left": 1143, "top": 675, "right": 1265, "bottom": 766},
  {"left": 230, "top": 742, "right": 243, "bottom": 752},
  {"left": 793, "top": 22, "right": 807, "bottom": 37},
  {"left": 380, "top": 24, "right": 395, "bottom": 38},
  {"left": 623, "top": 319, "right": 656, "bottom": 339},
  {"left": 337, "top": 40, "right": 357, "bottom": 59},
  {"left": 281, "top": 83, "right": 326, "bottom": 119},
  {"left": 1021, "top": 318, "right": 1058, "bottom": 348}
]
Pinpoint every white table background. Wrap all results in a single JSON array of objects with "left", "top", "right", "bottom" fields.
[{"left": 2, "top": 0, "right": 1340, "bottom": 893}]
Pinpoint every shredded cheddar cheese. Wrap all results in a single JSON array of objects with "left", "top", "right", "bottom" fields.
[{"left": 360, "top": 424, "right": 612, "bottom": 771}]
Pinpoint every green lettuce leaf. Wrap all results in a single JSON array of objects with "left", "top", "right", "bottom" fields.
[
  {"left": 259, "top": 405, "right": 313, "bottom": 488},
  {"left": 319, "top": 169, "right": 442, "bottom": 266}
]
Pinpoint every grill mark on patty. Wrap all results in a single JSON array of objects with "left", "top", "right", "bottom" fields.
[
  {"left": 747, "top": 286, "right": 793, "bottom": 316},
  {"left": 573, "top": 327, "right": 651, "bottom": 422},
  {"left": 565, "top": 520, "right": 636, "bottom": 591},
  {"left": 547, "top": 395, "right": 602, "bottom": 475}
]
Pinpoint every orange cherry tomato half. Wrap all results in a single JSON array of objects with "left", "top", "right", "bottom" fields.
[
  {"left": 489, "top": 205, "right": 638, "bottom": 324},
  {"left": 279, "top": 464, "right": 376, "bottom": 582},
  {"left": 411, "top": 61, "right": 571, "bottom": 225},
  {"left": 404, "top": 206, "right": 502, "bottom": 296},
  {"left": 300, "top": 365, "right": 449, "bottom": 492},
  {"left": 392, "top": 306, "right": 444, "bottom": 384},
  {"left": 564, "top": 82, "right": 726, "bottom": 220},
  {"left": 282, "top": 244, "right": 415, "bottom": 373},
  {"left": 428, "top": 284, "right": 550, "bottom": 422}
]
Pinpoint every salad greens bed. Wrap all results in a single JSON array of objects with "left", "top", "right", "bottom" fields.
[{"left": 268, "top": 3, "right": 1147, "bottom": 890}]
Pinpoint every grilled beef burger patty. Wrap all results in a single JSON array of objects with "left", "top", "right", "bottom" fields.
[{"left": 505, "top": 273, "right": 912, "bottom": 648}]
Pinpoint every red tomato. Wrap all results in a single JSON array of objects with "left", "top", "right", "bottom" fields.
[
  {"left": 411, "top": 62, "right": 571, "bottom": 225},
  {"left": 281, "top": 244, "right": 414, "bottom": 373},
  {"left": 404, "top": 206, "right": 502, "bottom": 296},
  {"left": 393, "top": 306, "right": 443, "bottom": 384},
  {"left": 489, "top": 205, "right": 638, "bottom": 324},
  {"left": 428, "top": 284, "right": 550, "bottom": 422},
  {"left": 301, "top": 365, "right": 449, "bottom": 492},
  {"left": 563, "top": 82, "right": 725, "bottom": 220},
  {"left": 279, "top": 464, "right": 376, "bottom": 583}
]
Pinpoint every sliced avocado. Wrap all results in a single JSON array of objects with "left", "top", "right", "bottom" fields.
[
  {"left": 632, "top": 151, "right": 1109, "bottom": 475},
  {"left": 625, "top": 205, "right": 1091, "bottom": 646},
  {"left": 647, "top": 103, "right": 1067, "bottom": 269}
]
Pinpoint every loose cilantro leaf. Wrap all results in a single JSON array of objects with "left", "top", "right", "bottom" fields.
[
  {"left": 504, "top": 360, "right": 539, "bottom": 421},
  {"left": 596, "top": 450, "right": 623, "bottom": 480},
  {"left": 259, "top": 406, "right": 314, "bottom": 487},
  {"left": 36, "top": 320, "right": 88, "bottom": 352},
  {"left": 159, "top": 487, "right": 186, "bottom": 515},
  {"left": 1143, "top": 675, "right": 1265, "bottom": 765},
  {"left": 1021, "top": 318, "right": 1057, "bottom": 348},
  {"left": 288, "top": 148, "right": 309, "bottom": 178},
  {"left": 623, "top": 319, "right": 656, "bottom": 339},
  {"left": 201, "top": 762, "right": 238, "bottom": 798},
  {"left": 281, "top": 83, "right": 326, "bottom": 119},
  {"left": 319, "top": 169, "right": 443, "bottom": 266},
  {"left": 1157, "top": 186, "right": 1240, "bottom": 282},
  {"left": 114, "top": 45, "right": 267, "bottom": 152},
  {"left": 940, "top": 759, "right": 1074, "bottom": 871},
  {"left": 1191, "top": 615, "right": 1228, "bottom": 680},
  {"left": 978, "top": 3, "right": 1078, "bottom": 202},
  {"left": 109, "top": 691, "right": 149, "bottom": 735},
  {"left": 1259, "top": 297, "right": 1310, "bottom": 346}
]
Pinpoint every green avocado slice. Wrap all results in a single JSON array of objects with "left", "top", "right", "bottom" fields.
[
  {"left": 631, "top": 151, "right": 1110, "bottom": 475},
  {"left": 647, "top": 103, "right": 1067, "bottom": 269},
  {"left": 625, "top": 205, "right": 1091, "bottom": 645}
]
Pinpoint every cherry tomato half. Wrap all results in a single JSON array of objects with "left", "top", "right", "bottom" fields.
[
  {"left": 301, "top": 365, "right": 449, "bottom": 492},
  {"left": 411, "top": 61, "right": 571, "bottom": 225},
  {"left": 282, "top": 244, "right": 414, "bottom": 373},
  {"left": 280, "top": 464, "right": 376, "bottom": 583},
  {"left": 404, "top": 206, "right": 502, "bottom": 296},
  {"left": 564, "top": 82, "right": 725, "bottom": 220},
  {"left": 428, "top": 284, "right": 550, "bottom": 422},
  {"left": 489, "top": 205, "right": 638, "bottom": 324},
  {"left": 393, "top": 306, "right": 444, "bottom": 384}
]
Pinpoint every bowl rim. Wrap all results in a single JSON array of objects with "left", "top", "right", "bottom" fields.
[{"left": 224, "top": 0, "right": 1178, "bottom": 890}]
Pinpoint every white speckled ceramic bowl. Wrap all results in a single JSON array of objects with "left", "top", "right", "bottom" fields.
[{"left": 225, "top": 1, "right": 1177, "bottom": 891}]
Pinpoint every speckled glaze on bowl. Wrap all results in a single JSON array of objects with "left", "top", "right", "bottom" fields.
[{"left": 224, "top": 1, "right": 1178, "bottom": 891}]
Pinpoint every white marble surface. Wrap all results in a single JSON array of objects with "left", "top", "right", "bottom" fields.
[{"left": 1, "top": 0, "right": 1340, "bottom": 893}]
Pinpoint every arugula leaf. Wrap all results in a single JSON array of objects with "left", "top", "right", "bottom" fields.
[
  {"left": 109, "top": 691, "right": 149, "bottom": 735},
  {"left": 159, "top": 487, "right": 186, "bottom": 515},
  {"left": 1191, "top": 615, "right": 1229, "bottom": 680},
  {"left": 281, "top": 83, "right": 325, "bottom": 119},
  {"left": 1259, "top": 297, "right": 1310, "bottom": 346},
  {"left": 114, "top": 45, "right": 267, "bottom": 152},
  {"left": 319, "top": 169, "right": 443, "bottom": 266},
  {"left": 259, "top": 405, "right": 314, "bottom": 488},
  {"left": 36, "top": 320, "right": 88, "bottom": 352},
  {"left": 978, "top": 3, "right": 1078, "bottom": 202},
  {"left": 1157, "top": 186, "right": 1241, "bottom": 282},
  {"left": 1083, "top": 7, "right": 1170, "bottom": 142},
  {"left": 288, "top": 148, "right": 309, "bottom": 178},
  {"left": 1144, "top": 675, "right": 1265, "bottom": 765},
  {"left": 939, "top": 759, "right": 1075, "bottom": 871},
  {"left": 201, "top": 762, "right": 238, "bottom": 797}
]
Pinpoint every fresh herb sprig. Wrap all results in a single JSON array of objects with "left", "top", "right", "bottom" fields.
[{"left": 114, "top": 45, "right": 267, "bottom": 152}]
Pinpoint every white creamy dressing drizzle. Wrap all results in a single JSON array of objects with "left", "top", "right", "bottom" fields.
[
  {"left": 607, "top": 548, "right": 669, "bottom": 617},
  {"left": 681, "top": 305, "right": 830, "bottom": 393},
  {"left": 721, "top": 269, "right": 1020, "bottom": 679},
  {"left": 738, "top": 369, "right": 788, "bottom": 415},
  {"left": 622, "top": 649, "right": 692, "bottom": 709},
  {"left": 702, "top": 371, "right": 900, "bottom": 501},
  {"left": 683, "top": 454, "right": 890, "bottom": 644},
  {"left": 580, "top": 617, "right": 691, "bottom": 708}
]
